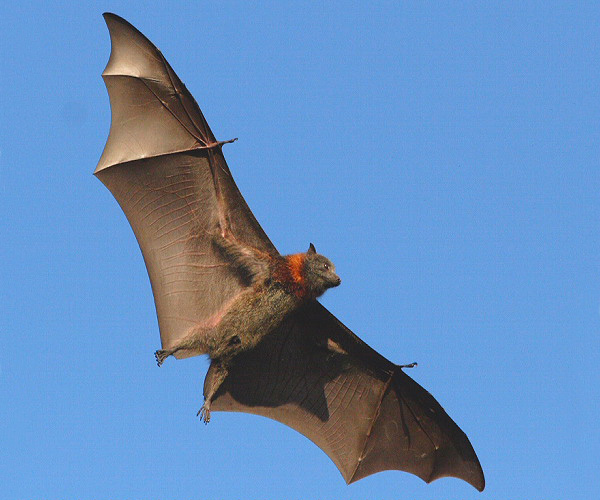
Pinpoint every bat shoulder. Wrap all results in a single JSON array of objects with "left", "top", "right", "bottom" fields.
[{"left": 212, "top": 233, "right": 274, "bottom": 285}]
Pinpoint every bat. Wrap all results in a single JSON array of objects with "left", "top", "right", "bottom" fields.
[{"left": 95, "top": 13, "right": 485, "bottom": 491}]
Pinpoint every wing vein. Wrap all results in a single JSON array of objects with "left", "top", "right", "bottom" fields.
[{"left": 348, "top": 373, "right": 393, "bottom": 482}]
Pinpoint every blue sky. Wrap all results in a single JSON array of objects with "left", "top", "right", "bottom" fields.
[{"left": 1, "top": 1, "right": 598, "bottom": 499}]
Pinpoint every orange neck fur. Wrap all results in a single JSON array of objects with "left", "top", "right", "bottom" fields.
[{"left": 273, "top": 253, "right": 309, "bottom": 299}]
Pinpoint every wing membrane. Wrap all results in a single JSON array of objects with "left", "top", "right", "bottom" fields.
[
  {"left": 96, "top": 14, "right": 276, "bottom": 354},
  {"left": 213, "top": 302, "right": 484, "bottom": 490}
]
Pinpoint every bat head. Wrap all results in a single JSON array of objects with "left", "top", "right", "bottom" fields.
[{"left": 303, "top": 243, "right": 341, "bottom": 298}]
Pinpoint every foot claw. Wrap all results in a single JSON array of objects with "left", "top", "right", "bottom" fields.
[
  {"left": 197, "top": 404, "right": 211, "bottom": 424},
  {"left": 155, "top": 350, "right": 169, "bottom": 367}
]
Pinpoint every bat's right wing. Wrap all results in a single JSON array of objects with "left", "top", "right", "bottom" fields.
[
  {"left": 212, "top": 302, "right": 485, "bottom": 491},
  {"left": 95, "top": 14, "right": 277, "bottom": 357}
]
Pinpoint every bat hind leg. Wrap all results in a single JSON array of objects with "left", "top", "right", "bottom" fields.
[
  {"left": 198, "top": 359, "right": 229, "bottom": 424},
  {"left": 154, "top": 327, "right": 211, "bottom": 366}
]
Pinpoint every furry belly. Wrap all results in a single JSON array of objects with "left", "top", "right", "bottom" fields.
[{"left": 207, "top": 284, "right": 300, "bottom": 360}]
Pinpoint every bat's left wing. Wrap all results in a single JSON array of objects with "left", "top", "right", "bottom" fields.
[
  {"left": 95, "top": 14, "right": 278, "bottom": 358},
  {"left": 212, "top": 301, "right": 485, "bottom": 491}
]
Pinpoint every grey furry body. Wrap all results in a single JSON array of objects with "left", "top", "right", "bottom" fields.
[
  {"left": 155, "top": 236, "right": 340, "bottom": 422},
  {"left": 205, "top": 282, "right": 299, "bottom": 359}
]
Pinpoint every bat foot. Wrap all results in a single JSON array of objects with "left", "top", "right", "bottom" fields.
[
  {"left": 197, "top": 404, "right": 211, "bottom": 424},
  {"left": 155, "top": 349, "right": 170, "bottom": 367}
]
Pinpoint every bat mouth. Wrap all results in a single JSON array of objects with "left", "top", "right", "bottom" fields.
[{"left": 332, "top": 276, "right": 341, "bottom": 287}]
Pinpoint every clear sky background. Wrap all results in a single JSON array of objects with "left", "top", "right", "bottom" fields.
[{"left": 1, "top": 1, "right": 598, "bottom": 499}]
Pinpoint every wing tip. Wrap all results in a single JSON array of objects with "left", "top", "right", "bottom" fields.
[
  {"left": 95, "top": 12, "right": 165, "bottom": 175},
  {"left": 100, "top": 11, "right": 156, "bottom": 76},
  {"left": 426, "top": 475, "right": 485, "bottom": 492},
  {"left": 102, "top": 12, "right": 146, "bottom": 38},
  {"left": 102, "top": 12, "right": 132, "bottom": 29},
  {"left": 475, "top": 475, "right": 486, "bottom": 492},
  {"left": 344, "top": 368, "right": 486, "bottom": 491},
  {"left": 418, "top": 455, "right": 485, "bottom": 492},
  {"left": 101, "top": 12, "right": 131, "bottom": 41}
]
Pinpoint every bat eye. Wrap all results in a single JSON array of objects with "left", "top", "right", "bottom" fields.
[{"left": 323, "top": 263, "right": 330, "bottom": 271}]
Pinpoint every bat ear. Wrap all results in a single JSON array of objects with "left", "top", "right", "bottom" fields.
[{"left": 308, "top": 243, "right": 317, "bottom": 254}]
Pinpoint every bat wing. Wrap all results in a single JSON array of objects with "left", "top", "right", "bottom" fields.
[
  {"left": 212, "top": 301, "right": 485, "bottom": 491},
  {"left": 95, "top": 13, "right": 277, "bottom": 356}
]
